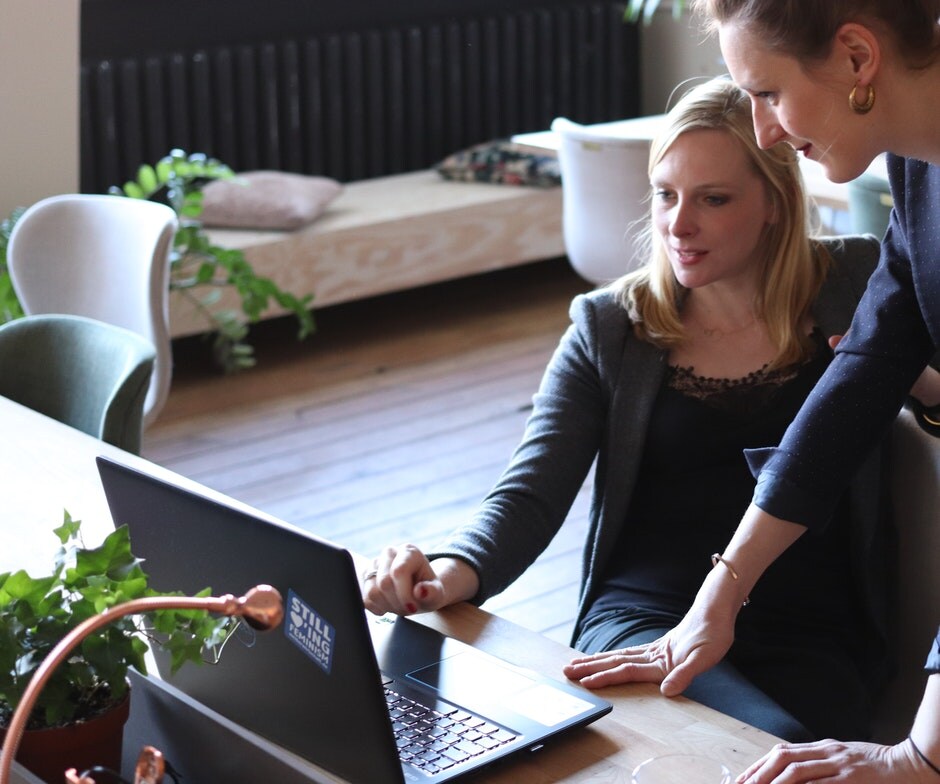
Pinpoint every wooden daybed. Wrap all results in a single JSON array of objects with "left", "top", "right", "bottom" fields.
[{"left": 168, "top": 170, "right": 564, "bottom": 339}]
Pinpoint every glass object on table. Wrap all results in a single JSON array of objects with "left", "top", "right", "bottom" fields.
[{"left": 632, "top": 753, "right": 732, "bottom": 784}]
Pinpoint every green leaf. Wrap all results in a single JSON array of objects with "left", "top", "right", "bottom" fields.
[
  {"left": 1, "top": 571, "right": 55, "bottom": 606},
  {"left": 136, "top": 164, "right": 158, "bottom": 193},
  {"left": 98, "top": 148, "right": 314, "bottom": 374},
  {"left": 72, "top": 526, "right": 137, "bottom": 579},
  {"left": 121, "top": 181, "right": 146, "bottom": 200},
  {"left": 53, "top": 510, "right": 82, "bottom": 544},
  {"left": 172, "top": 159, "right": 193, "bottom": 178},
  {"left": 622, "top": 0, "right": 685, "bottom": 23},
  {"left": 195, "top": 261, "right": 216, "bottom": 284},
  {"left": 155, "top": 158, "right": 173, "bottom": 184},
  {"left": 82, "top": 630, "right": 130, "bottom": 680},
  {"left": 182, "top": 190, "right": 204, "bottom": 213}
]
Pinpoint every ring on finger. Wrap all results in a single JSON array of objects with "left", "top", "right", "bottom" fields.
[{"left": 362, "top": 569, "right": 378, "bottom": 583}]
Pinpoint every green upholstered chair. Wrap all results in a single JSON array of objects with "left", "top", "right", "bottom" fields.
[
  {"left": 6, "top": 194, "right": 177, "bottom": 427},
  {"left": 847, "top": 171, "right": 893, "bottom": 238},
  {"left": 0, "top": 314, "right": 155, "bottom": 454}
]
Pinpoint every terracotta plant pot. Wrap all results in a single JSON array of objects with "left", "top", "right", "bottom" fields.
[{"left": 1, "top": 693, "right": 130, "bottom": 783}]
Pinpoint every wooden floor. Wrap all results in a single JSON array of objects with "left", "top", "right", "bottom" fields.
[{"left": 143, "top": 258, "right": 594, "bottom": 644}]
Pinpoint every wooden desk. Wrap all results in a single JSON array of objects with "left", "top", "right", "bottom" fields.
[{"left": 2, "top": 397, "right": 780, "bottom": 782}]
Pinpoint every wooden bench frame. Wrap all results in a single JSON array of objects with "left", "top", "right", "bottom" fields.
[{"left": 169, "top": 171, "right": 564, "bottom": 338}]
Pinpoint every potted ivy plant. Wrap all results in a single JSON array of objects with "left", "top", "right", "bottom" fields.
[
  {"left": 0, "top": 513, "right": 235, "bottom": 782},
  {"left": 0, "top": 149, "right": 315, "bottom": 375},
  {"left": 109, "top": 149, "right": 316, "bottom": 373}
]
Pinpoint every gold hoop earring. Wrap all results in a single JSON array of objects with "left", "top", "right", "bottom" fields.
[{"left": 849, "top": 83, "right": 875, "bottom": 114}]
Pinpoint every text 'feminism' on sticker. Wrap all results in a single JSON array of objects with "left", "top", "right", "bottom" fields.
[{"left": 286, "top": 589, "right": 336, "bottom": 674}]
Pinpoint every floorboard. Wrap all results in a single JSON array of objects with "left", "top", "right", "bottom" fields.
[{"left": 143, "top": 257, "right": 593, "bottom": 645}]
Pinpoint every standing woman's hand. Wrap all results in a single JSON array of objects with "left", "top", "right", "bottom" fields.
[
  {"left": 735, "top": 738, "right": 934, "bottom": 783},
  {"left": 562, "top": 600, "right": 736, "bottom": 694},
  {"left": 564, "top": 504, "right": 805, "bottom": 695},
  {"left": 563, "top": 563, "right": 743, "bottom": 695},
  {"left": 739, "top": 674, "right": 940, "bottom": 782}
]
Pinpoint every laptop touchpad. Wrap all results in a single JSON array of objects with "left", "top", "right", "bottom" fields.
[
  {"left": 408, "top": 652, "right": 595, "bottom": 727},
  {"left": 409, "top": 650, "right": 537, "bottom": 698}
]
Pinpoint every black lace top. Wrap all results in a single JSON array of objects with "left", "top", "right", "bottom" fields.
[
  {"left": 668, "top": 355, "right": 807, "bottom": 416},
  {"left": 589, "top": 329, "right": 864, "bottom": 643}
]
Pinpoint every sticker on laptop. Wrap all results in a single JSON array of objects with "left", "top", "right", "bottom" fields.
[{"left": 286, "top": 589, "right": 335, "bottom": 674}]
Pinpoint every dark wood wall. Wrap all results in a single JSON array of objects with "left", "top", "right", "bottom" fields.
[
  {"left": 81, "top": 0, "right": 629, "bottom": 57},
  {"left": 80, "top": 1, "right": 641, "bottom": 192}
]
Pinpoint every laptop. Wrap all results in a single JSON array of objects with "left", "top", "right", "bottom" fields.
[{"left": 97, "top": 456, "right": 611, "bottom": 784}]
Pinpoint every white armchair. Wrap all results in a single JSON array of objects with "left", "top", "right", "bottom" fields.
[{"left": 551, "top": 117, "right": 653, "bottom": 285}]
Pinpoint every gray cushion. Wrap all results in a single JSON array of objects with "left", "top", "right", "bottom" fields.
[{"left": 200, "top": 171, "right": 343, "bottom": 230}]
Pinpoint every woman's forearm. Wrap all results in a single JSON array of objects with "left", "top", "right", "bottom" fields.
[
  {"left": 431, "top": 557, "right": 481, "bottom": 607},
  {"left": 643, "top": 504, "right": 809, "bottom": 697},
  {"left": 910, "top": 366, "right": 940, "bottom": 408},
  {"left": 713, "top": 503, "right": 808, "bottom": 603}
]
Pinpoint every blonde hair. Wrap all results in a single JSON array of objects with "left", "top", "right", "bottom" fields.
[{"left": 616, "top": 77, "right": 828, "bottom": 369}]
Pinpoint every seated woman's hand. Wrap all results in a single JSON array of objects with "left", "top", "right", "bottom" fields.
[
  {"left": 736, "top": 738, "right": 934, "bottom": 783},
  {"left": 361, "top": 546, "right": 480, "bottom": 617},
  {"left": 361, "top": 543, "right": 446, "bottom": 616}
]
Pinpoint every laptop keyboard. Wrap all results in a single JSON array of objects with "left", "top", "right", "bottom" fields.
[{"left": 385, "top": 685, "right": 519, "bottom": 776}]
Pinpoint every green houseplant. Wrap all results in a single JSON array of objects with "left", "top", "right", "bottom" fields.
[
  {"left": 623, "top": 0, "right": 687, "bottom": 23},
  {"left": 0, "top": 149, "right": 316, "bottom": 374},
  {"left": 111, "top": 149, "right": 316, "bottom": 373},
  {"left": 0, "top": 208, "right": 25, "bottom": 325},
  {"left": 0, "top": 513, "right": 234, "bottom": 779}
]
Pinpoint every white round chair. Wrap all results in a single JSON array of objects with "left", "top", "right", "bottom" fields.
[{"left": 551, "top": 117, "right": 655, "bottom": 285}]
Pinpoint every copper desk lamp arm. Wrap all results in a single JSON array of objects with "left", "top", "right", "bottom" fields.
[{"left": 0, "top": 585, "right": 283, "bottom": 784}]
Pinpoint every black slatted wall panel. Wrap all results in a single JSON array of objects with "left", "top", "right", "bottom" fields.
[{"left": 80, "top": 1, "right": 639, "bottom": 193}]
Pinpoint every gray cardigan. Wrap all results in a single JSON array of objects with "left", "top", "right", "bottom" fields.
[{"left": 431, "top": 235, "right": 890, "bottom": 675}]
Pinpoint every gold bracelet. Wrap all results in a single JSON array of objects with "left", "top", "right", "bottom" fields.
[
  {"left": 711, "top": 553, "right": 751, "bottom": 607},
  {"left": 909, "top": 396, "right": 940, "bottom": 428}
]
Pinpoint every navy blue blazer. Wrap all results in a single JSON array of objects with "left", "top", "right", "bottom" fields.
[{"left": 749, "top": 156, "right": 940, "bottom": 528}]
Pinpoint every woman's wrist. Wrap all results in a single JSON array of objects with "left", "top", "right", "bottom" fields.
[
  {"left": 908, "top": 363, "right": 940, "bottom": 408},
  {"left": 710, "top": 553, "right": 751, "bottom": 606},
  {"left": 908, "top": 735, "right": 940, "bottom": 779},
  {"left": 716, "top": 504, "right": 808, "bottom": 599},
  {"left": 431, "top": 557, "right": 481, "bottom": 606},
  {"left": 697, "top": 556, "right": 751, "bottom": 620}
]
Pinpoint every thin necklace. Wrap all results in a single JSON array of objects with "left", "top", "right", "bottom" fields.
[{"left": 690, "top": 313, "right": 760, "bottom": 339}]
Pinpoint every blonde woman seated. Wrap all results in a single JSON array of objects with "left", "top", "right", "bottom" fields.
[{"left": 362, "top": 77, "right": 891, "bottom": 742}]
